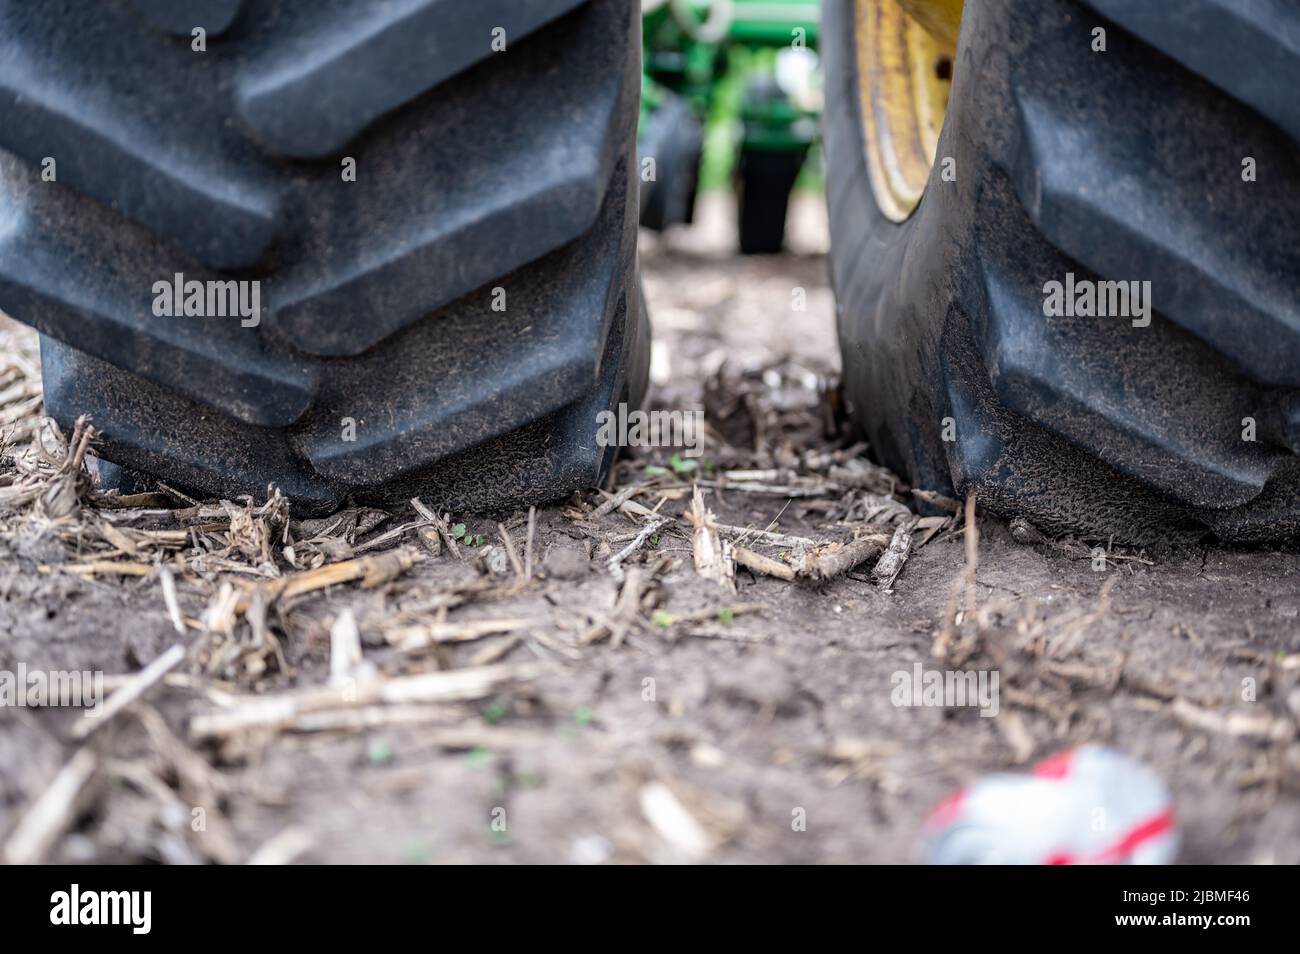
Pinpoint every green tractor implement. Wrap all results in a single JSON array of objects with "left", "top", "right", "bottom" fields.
[{"left": 639, "top": 0, "right": 822, "bottom": 252}]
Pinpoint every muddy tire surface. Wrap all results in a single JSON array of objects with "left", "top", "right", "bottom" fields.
[
  {"left": 0, "top": 0, "right": 648, "bottom": 513},
  {"left": 824, "top": 0, "right": 1300, "bottom": 544}
]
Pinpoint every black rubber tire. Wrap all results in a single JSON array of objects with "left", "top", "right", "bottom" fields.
[
  {"left": 639, "top": 92, "right": 704, "bottom": 232},
  {"left": 736, "top": 148, "right": 806, "bottom": 255},
  {"left": 0, "top": 0, "right": 647, "bottom": 514},
  {"left": 824, "top": 0, "right": 1300, "bottom": 544}
]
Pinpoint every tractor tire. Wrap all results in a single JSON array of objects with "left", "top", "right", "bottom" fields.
[
  {"left": 824, "top": 0, "right": 1300, "bottom": 544},
  {"left": 639, "top": 92, "right": 703, "bottom": 232},
  {"left": 737, "top": 147, "right": 806, "bottom": 255},
  {"left": 0, "top": 0, "right": 647, "bottom": 514}
]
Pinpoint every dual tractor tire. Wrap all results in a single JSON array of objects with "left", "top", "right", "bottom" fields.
[
  {"left": 824, "top": 0, "right": 1300, "bottom": 544},
  {"left": 0, "top": 0, "right": 648, "bottom": 514}
]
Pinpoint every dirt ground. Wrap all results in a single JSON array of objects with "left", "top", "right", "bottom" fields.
[{"left": 1, "top": 193, "right": 1298, "bottom": 865}]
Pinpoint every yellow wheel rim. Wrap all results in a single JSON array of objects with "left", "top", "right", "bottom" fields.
[{"left": 855, "top": 0, "right": 962, "bottom": 222}]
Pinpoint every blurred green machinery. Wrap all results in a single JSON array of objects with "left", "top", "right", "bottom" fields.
[{"left": 639, "top": 0, "right": 821, "bottom": 253}]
